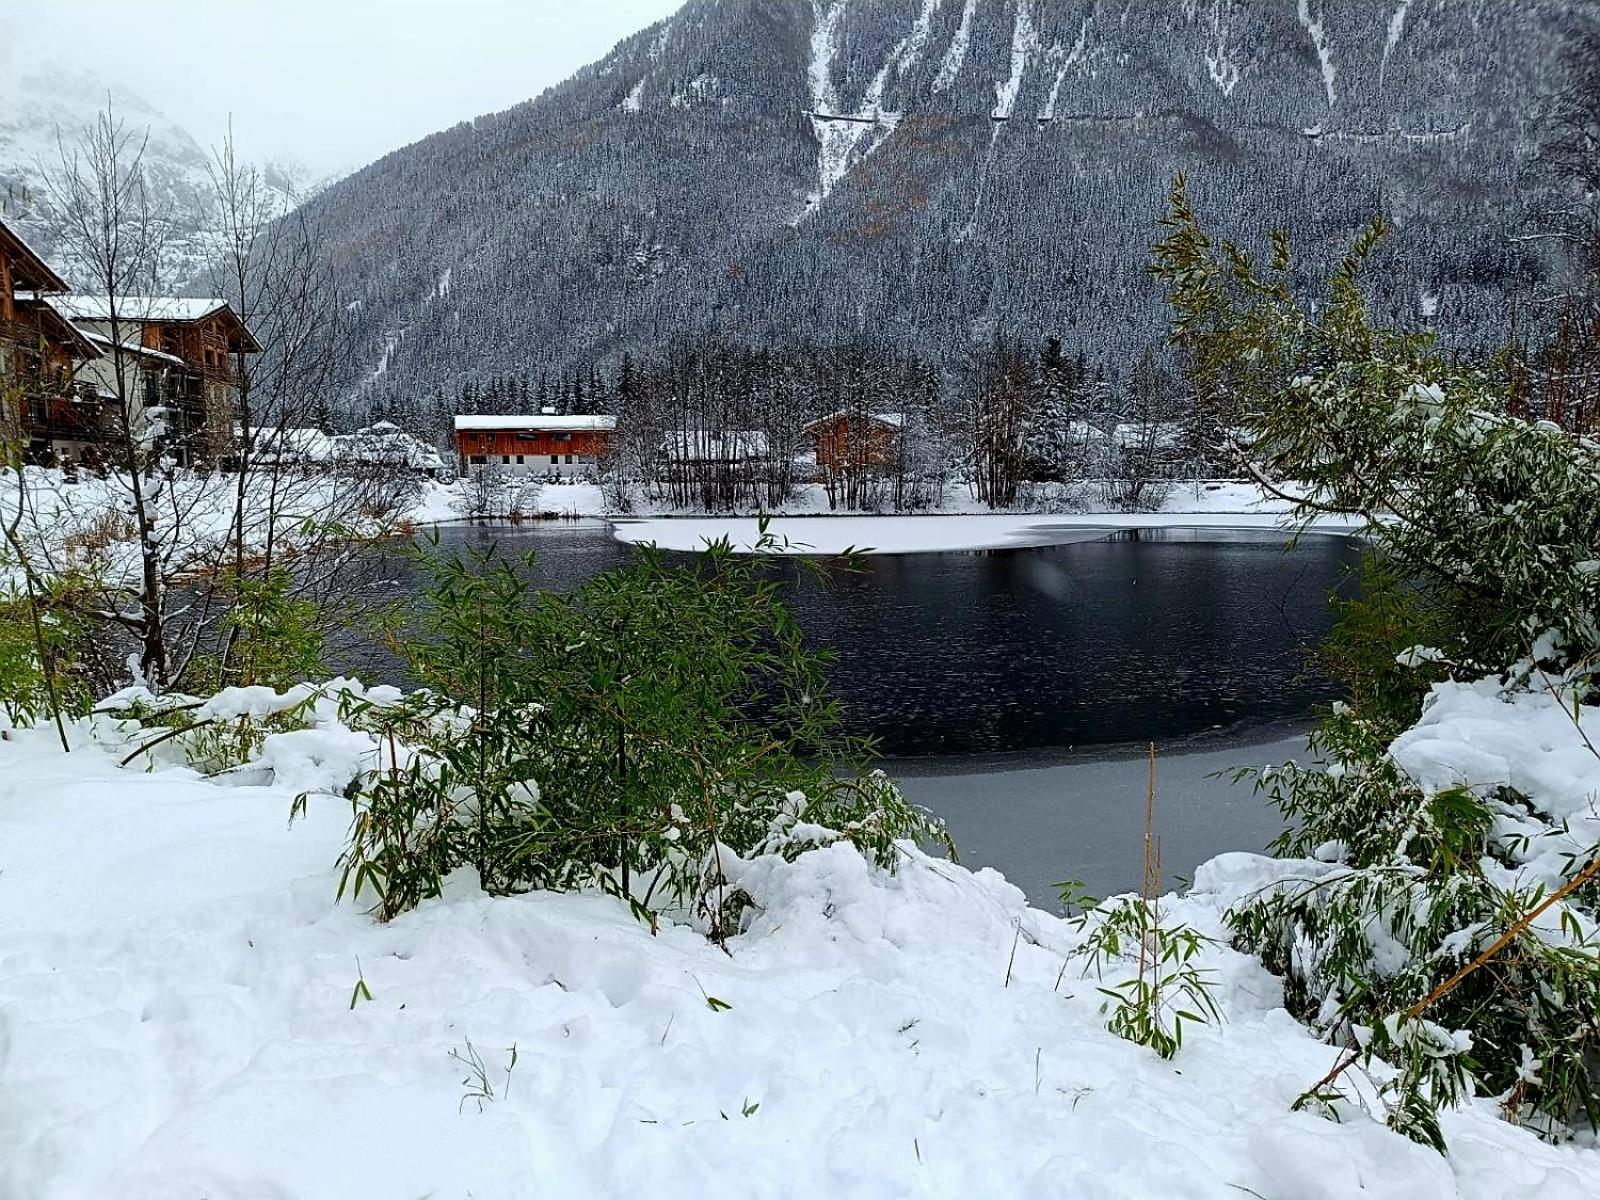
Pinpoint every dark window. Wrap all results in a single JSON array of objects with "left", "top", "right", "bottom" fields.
[
  {"left": 553, "top": 432, "right": 573, "bottom": 442},
  {"left": 550, "top": 455, "right": 559, "bottom": 464},
  {"left": 470, "top": 455, "right": 486, "bottom": 465},
  {"left": 565, "top": 454, "right": 573, "bottom": 464},
  {"left": 501, "top": 455, "right": 510, "bottom": 465},
  {"left": 516, "top": 455, "right": 525, "bottom": 465}
]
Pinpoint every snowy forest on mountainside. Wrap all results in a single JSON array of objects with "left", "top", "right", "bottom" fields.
[{"left": 292, "top": 0, "right": 1596, "bottom": 415}]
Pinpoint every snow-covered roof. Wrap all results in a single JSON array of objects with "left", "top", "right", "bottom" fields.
[
  {"left": 48, "top": 295, "right": 262, "bottom": 351},
  {"left": 454, "top": 415, "right": 617, "bottom": 432},
  {"left": 80, "top": 329, "right": 187, "bottom": 368},
  {"left": 805, "top": 411, "right": 905, "bottom": 430},
  {"left": 11, "top": 296, "right": 100, "bottom": 358},
  {"left": 242, "top": 426, "right": 335, "bottom": 462},
  {"left": 333, "top": 424, "right": 444, "bottom": 471},
  {"left": 49, "top": 295, "right": 237, "bottom": 323}
]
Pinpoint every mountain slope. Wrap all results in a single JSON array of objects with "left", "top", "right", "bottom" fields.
[
  {"left": 303, "top": 0, "right": 1594, "bottom": 402},
  {"left": 0, "top": 69, "right": 312, "bottom": 290},
  {"left": 0, "top": 68, "right": 222, "bottom": 284}
]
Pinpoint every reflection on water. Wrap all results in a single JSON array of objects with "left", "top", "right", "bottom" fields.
[{"left": 330, "top": 521, "right": 1359, "bottom": 756}]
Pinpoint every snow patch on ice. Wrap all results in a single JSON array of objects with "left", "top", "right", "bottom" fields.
[{"left": 613, "top": 506, "right": 1358, "bottom": 558}]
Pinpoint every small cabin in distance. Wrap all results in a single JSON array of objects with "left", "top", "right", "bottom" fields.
[
  {"left": 805, "top": 411, "right": 904, "bottom": 472},
  {"left": 455, "top": 414, "right": 616, "bottom": 478}
]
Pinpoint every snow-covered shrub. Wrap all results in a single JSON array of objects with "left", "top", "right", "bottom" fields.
[
  {"left": 1067, "top": 896, "right": 1221, "bottom": 1060},
  {"left": 334, "top": 524, "right": 950, "bottom": 930},
  {"left": 103, "top": 681, "right": 352, "bottom": 777},
  {"left": 1153, "top": 176, "right": 1600, "bottom": 1146}
]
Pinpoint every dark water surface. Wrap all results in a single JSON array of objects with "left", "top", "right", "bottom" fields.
[
  {"left": 329, "top": 520, "right": 1356, "bottom": 904},
  {"left": 331, "top": 520, "right": 1358, "bottom": 758}
]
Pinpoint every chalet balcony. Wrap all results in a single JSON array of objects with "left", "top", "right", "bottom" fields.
[{"left": 23, "top": 391, "right": 113, "bottom": 443}]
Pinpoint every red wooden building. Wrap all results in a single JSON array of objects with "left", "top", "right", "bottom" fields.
[
  {"left": 804, "top": 410, "right": 904, "bottom": 472},
  {"left": 454, "top": 414, "right": 616, "bottom": 477},
  {"left": 0, "top": 217, "right": 102, "bottom": 461}
]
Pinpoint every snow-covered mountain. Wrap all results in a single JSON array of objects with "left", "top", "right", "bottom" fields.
[
  {"left": 252, "top": 3, "right": 1600, "bottom": 398},
  {"left": 0, "top": 67, "right": 219, "bottom": 283},
  {"left": 0, "top": 67, "right": 315, "bottom": 290}
]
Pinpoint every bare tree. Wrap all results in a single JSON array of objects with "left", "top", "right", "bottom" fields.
[
  {"left": 44, "top": 106, "right": 178, "bottom": 684},
  {"left": 1105, "top": 350, "right": 1179, "bottom": 512},
  {"left": 197, "top": 126, "right": 400, "bottom": 687},
  {"left": 965, "top": 337, "right": 1033, "bottom": 509},
  {"left": 8, "top": 109, "right": 410, "bottom": 696}
]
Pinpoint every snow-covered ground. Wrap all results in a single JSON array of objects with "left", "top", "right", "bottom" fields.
[
  {"left": 2, "top": 689, "right": 1597, "bottom": 1198},
  {"left": 3, "top": 471, "right": 1344, "bottom": 584},
  {"left": 0, "top": 466, "right": 452, "bottom": 591}
]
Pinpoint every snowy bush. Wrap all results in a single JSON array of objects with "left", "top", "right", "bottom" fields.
[
  {"left": 1153, "top": 176, "right": 1600, "bottom": 1146},
  {"left": 1067, "top": 896, "right": 1222, "bottom": 1060},
  {"left": 332, "top": 524, "right": 951, "bottom": 931}
]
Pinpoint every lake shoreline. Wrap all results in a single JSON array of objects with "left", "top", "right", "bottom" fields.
[{"left": 891, "top": 722, "right": 1313, "bottom": 909}]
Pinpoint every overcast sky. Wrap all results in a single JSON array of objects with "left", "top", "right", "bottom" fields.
[{"left": 5, "top": 0, "right": 685, "bottom": 177}]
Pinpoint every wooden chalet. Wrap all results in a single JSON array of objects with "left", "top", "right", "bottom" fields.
[
  {"left": 804, "top": 410, "right": 904, "bottom": 473},
  {"left": 454, "top": 414, "right": 616, "bottom": 477},
  {"left": 50, "top": 295, "right": 262, "bottom": 467},
  {"left": 0, "top": 217, "right": 103, "bottom": 462}
]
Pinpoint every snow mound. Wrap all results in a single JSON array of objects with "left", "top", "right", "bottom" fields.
[{"left": 1, "top": 721, "right": 1596, "bottom": 1196}]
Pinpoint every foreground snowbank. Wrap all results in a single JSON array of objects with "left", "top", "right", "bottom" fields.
[{"left": 2, "top": 711, "right": 1594, "bottom": 1197}]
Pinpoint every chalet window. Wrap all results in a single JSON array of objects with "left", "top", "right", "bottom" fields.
[
  {"left": 501, "top": 455, "right": 510, "bottom": 464},
  {"left": 552, "top": 432, "right": 572, "bottom": 442},
  {"left": 565, "top": 454, "right": 573, "bottom": 464},
  {"left": 516, "top": 455, "right": 524, "bottom": 465},
  {"left": 550, "top": 455, "right": 559, "bottom": 464},
  {"left": 469, "top": 454, "right": 486, "bottom": 465}
]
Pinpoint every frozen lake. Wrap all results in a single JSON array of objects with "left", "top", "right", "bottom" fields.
[{"left": 339, "top": 520, "right": 1357, "bottom": 755}]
